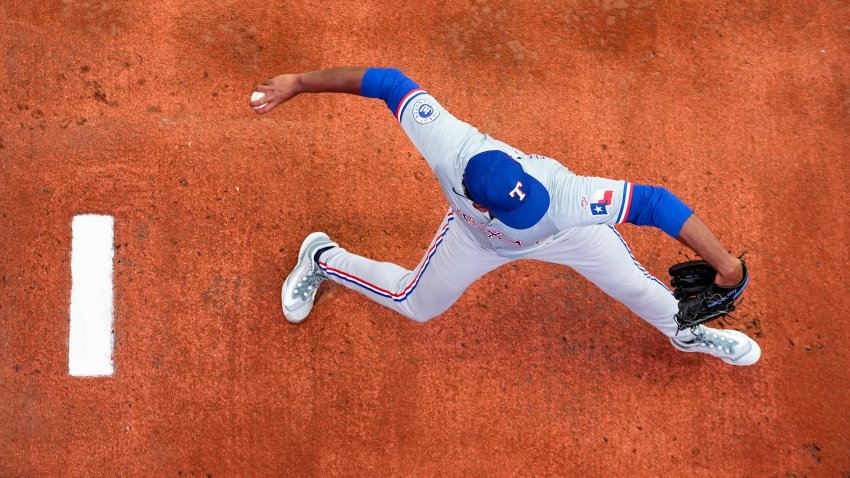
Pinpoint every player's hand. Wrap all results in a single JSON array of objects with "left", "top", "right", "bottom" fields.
[
  {"left": 714, "top": 257, "right": 744, "bottom": 287},
  {"left": 250, "top": 74, "right": 302, "bottom": 114}
]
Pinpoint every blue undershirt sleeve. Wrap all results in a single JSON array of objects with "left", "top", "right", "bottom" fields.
[
  {"left": 626, "top": 184, "right": 694, "bottom": 238},
  {"left": 360, "top": 68, "right": 421, "bottom": 115}
]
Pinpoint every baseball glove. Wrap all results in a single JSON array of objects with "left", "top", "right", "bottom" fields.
[{"left": 669, "top": 257, "right": 748, "bottom": 331}]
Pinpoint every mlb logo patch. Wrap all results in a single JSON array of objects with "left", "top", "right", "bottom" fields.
[{"left": 590, "top": 189, "right": 614, "bottom": 216}]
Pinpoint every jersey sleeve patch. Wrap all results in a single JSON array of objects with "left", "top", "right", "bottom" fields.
[
  {"left": 589, "top": 189, "right": 614, "bottom": 215},
  {"left": 410, "top": 96, "right": 440, "bottom": 124},
  {"left": 573, "top": 178, "right": 631, "bottom": 227}
]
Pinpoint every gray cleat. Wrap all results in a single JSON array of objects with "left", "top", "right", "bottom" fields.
[
  {"left": 281, "top": 232, "right": 338, "bottom": 323},
  {"left": 670, "top": 325, "right": 761, "bottom": 366}
]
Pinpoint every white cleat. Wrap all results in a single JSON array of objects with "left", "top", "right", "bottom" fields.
[
  {"left": 670, "top": 325, "right": 761, "bottom": 366},
  {"left": 281, "top": 232, "right": 338, "bottom": 323}
]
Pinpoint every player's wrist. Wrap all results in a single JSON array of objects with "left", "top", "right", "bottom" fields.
[
  {"left": 714, "top": 257, "right": 743, "bottom": 286},
  {"left": 292, "top": 73, "right": 307, "bottom": 96}
]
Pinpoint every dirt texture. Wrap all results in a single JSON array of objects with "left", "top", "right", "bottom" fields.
[{"left": 1, "top": 0, "right": 849, "bottom": 476}]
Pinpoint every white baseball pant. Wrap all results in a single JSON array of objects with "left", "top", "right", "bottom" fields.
[{"left": 318, "top": 210, "right": 692, "bottom": 339}]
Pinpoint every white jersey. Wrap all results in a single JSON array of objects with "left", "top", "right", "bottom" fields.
[{"left": 396, "top": 90, "right": 634, "bottom": 257}]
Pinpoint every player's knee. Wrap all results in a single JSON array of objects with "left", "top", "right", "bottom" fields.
[
  {"left": 398, "top": 296, "right": 454, "bottom": 323},
  {"left": 406, "top": 310, "right": 439, "bottom": 323},
  {"left": 400, "top": 303, "right": 444, "bottom": 323}
]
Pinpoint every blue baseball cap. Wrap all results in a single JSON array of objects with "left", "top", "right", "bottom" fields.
[{"left": 462, "top": 150, "right": 550, "bottom": 229}]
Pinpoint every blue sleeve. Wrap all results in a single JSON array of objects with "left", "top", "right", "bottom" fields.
[
  {"left": 626, "top": 184, "right": 694, "bottom": 238},
  {"left": 360, "top": 68, "right": 421, "bottom": 117}
]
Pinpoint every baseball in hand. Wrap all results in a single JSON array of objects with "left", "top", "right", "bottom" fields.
[{"left": 251, "top": 90, "right": 268, "bottom": 110}]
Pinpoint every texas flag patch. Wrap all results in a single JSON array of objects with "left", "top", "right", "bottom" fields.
[{"left": 590, "top": 189, "right": 614, "bottom": 216}]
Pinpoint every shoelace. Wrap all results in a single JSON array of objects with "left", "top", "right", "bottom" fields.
[
  {"left": 293, "top": 267, "right": 325, "bottom": 301},
  {"left": 691, "top": 327, "right": 738, "bottom": 354}
]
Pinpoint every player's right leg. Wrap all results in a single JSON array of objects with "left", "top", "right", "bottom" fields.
[{"left": 287, "top": 210, "right": 509, "bottom": 323}]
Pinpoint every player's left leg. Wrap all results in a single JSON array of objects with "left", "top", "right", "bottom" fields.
[
  {"left": 527, "top": 225, "right": 760, "bottom": 365},
  {"left": 529, "top": 225, "right": 683, "bottom": 337}
]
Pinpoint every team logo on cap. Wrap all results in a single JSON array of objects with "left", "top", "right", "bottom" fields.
[
  {"left": 413, "top": 99, "right": 440, "bottom": 124},
  {"left": 590, "top": 189, "right": 614, "bottom": 216},
  {"left": 509, "top": 181, "right": 526, "bottom": 201}
]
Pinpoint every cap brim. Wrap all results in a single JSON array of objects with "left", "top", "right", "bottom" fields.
[{"left": 490, "top": 175, "right": 550, "bottom": 230}]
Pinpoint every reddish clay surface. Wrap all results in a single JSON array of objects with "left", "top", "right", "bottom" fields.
[{"left": 2, "top": 1, "right": 849, "bottom": 476}]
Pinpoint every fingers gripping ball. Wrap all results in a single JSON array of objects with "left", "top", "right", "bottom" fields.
[{"left": 251, "top": 91, "right": 268, "bottom": 110}]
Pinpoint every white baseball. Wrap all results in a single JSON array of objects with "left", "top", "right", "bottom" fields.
[{"left": 251, "top": 90, "right": 268, "bottom": 109}]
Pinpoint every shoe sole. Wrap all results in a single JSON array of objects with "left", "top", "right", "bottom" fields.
[{"left": 281, "top": 232, "right": 337, "bottom": 323}]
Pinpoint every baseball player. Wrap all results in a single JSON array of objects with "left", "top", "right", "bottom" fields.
[{"left": 251, "top": 67, "right": 760, "bottom": 366}]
